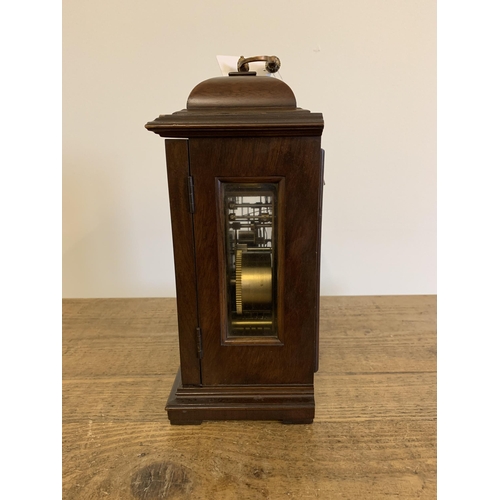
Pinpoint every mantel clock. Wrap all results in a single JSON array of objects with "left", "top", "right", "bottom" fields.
[{"left": 145, "top": 56, "right": 324, "bottom": 424}]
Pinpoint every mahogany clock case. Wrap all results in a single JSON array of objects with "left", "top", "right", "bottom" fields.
[{"left": 146, "top": 75, "right": 324, "bottom": 424}]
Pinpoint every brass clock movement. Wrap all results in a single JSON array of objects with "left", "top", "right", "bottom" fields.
[{"left": 146, "top": 56, "right": 324, "bottom": 424}]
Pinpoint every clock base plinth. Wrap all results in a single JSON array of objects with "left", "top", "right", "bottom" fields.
[{"left": 166, "top": 369, "right": 315, "bottom": 425}]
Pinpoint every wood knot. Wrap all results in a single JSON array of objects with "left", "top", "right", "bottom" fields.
[
  {"left": 130, "top": 461, "right": 191, "bottom": 499},
  {"left": 252, "top": 467, "right": 267, "bottom": 479}
]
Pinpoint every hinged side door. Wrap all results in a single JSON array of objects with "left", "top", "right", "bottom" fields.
[
  {"left": 165, "top": 139, "right": 201, "bottom": 386},
  {"left": 189, "top": 136, "right": 322, "bottom": 386}
]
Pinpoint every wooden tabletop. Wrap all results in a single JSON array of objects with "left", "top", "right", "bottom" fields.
[{"left": 63, "top": 295, "right": 436, "bottom": 499}]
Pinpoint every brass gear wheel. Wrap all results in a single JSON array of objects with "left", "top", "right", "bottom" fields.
[{"left": 235, "top": 249, "right": 243, "bottom": 314}]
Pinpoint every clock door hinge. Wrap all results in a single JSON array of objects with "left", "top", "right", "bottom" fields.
[
  {"left": 188, "top": 176, "right": 195, "bottom": 213},
  {"left": 196, "top": 327, "right": 203, "bottom": 359}
]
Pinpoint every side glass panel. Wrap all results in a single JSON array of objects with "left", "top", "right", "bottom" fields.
[{"left": 222, "top": 182, "right": 278, "bottom": 338}]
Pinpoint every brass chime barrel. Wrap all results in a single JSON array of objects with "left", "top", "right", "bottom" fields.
[{"left": 236, "top": 250, "right": 272, "bottom": 314}]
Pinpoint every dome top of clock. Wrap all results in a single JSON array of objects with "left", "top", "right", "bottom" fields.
[{"left": 186, "top": 75, "right": 297, "bottom": 110}]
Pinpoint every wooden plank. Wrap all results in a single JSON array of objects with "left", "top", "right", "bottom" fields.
[
  {"left": 63, "top": 295, "right": 436, "bottom": 499},
  {"left": 63, "top": 419, "right": 436, "bottom": 499}
]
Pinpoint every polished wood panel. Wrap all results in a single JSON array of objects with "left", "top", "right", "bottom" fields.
[
  {"left": 63, "top": 295, "right": 436, "bottom": 499},
  {"left": 187, "top": 76, "right": 297, "bottom": 110},
  {"left": 164, "top": 140, "right": 200, "bottom": 386},
  {"left": 189, "top": 137, "right": 322, "bottom": 386}
]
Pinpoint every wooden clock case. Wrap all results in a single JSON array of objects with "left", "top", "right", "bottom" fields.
[{"left": 146, "top": 74, "right": 324, "bottom": 424}]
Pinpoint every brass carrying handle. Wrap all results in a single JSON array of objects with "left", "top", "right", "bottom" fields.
[{"left": 237, "top": 55, "right": 281, "bottom": 74}]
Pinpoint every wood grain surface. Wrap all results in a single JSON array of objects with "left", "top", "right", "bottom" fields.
[
  {"left": 189, "top": 136, "right": 322, "bottom": 386},
  {"left": 63, "top": 296, "right": 436, "bottom": 499}
]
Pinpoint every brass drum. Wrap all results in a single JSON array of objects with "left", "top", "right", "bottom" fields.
[{"left": 235, "top": 250, "right": 272, "bottom": 314}]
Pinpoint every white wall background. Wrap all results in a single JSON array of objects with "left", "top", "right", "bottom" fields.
[{"left": 63, "top": 0, "right": 436, "bottom": 298}]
